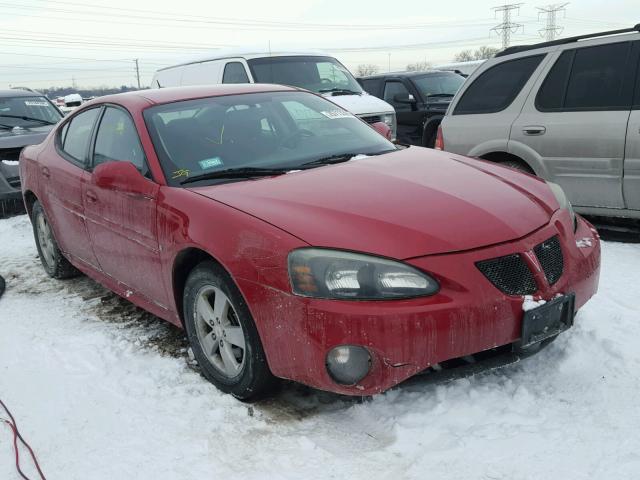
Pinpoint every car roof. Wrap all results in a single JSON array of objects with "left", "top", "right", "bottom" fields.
[
  {"left": 80, "top": 84, "right": 300, "bottom": 109},
  {"left": 495, "top": 24, "right": 640, "bottom": 58},
  {"left": 358, "top": 70, "right": 454, "bottom": 80},
  {"left": 0, "top": 89, "right": 43, "bottom": 98},
  {"left": 157, "top": 48, "right": 329, "bottom": 72}
]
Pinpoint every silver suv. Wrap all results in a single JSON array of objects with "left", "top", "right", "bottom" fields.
[{"left": 439, "top": 24, "right": 640, "bottom": 220}]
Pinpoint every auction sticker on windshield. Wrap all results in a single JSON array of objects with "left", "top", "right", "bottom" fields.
[{"left": 321, "top": 110, "right": 356, "bottom": 120}]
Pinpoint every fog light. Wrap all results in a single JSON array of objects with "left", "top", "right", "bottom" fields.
[{"left": 326, "top": 345, "right": 371, "bottom": 385}]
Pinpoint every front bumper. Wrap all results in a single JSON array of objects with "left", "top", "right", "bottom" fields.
[{"left": 239, "top": 211, "right": 600, "bottom": 396}]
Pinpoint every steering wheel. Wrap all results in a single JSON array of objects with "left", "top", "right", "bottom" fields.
[
  {"left": 320, "top": 78, "right": 333, "bottom": 86},
  {"left": 279, "top": 128, "right": 315, "bottom": 148}
]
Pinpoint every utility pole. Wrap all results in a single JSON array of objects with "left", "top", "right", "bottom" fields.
[
  {"left": 491, "top": 3, "right": 524, "bottom": 49},
  {"left": 537, "top": 3, "right": 569, "bottom": 41},
  {"left": 134, "top": 59, "right": 141, "bottom": 89}
]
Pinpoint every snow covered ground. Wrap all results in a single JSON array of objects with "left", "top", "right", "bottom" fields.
[{"left": 1, "top": 213, "right": 639, "bottom": 480}]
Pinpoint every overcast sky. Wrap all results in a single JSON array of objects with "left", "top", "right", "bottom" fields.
[{"left": 0, "top": 0, "right": 636, "bottom": 90}]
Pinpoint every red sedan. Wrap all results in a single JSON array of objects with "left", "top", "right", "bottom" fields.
[{"left": 19, "top": 85, "right": 600, "bottom": 399}]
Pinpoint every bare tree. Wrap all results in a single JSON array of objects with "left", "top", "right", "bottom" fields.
[
  {"left": 454, "top": 46, "right": 500, "bottom": 62},
  {"left": 454, "top": 50, "right": 474, "bottom": 62},
  {"left": 406, "top": 60, "right": 432, "bottom": 72},
  {"left": 356, "top": 64, "right": 380, "bottom": 77},
  {"left": 474, "top": 46, "right": 500, "bottom": 60}
]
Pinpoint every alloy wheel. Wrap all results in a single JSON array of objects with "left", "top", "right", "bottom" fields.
[
  {"left": 36, "top": 212, "right": 55, "bottom": 268},
  {"left": 193, "top": 285, "right": 246, "bottom": 378}
]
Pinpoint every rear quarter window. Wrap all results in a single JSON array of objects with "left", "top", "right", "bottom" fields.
[{"left": 453, "top": 54, "right": 545, "bottom": 115}]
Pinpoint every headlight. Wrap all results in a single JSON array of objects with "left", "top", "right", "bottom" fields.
[
  {"left": 288, "top": 248, "right": 439, "bottom": 300},
  {"left": 547, "top": 182, "right": 576, "bottom": 231},
  {"left": 380, "top": 113, "right": 397, "bottom": 141}
]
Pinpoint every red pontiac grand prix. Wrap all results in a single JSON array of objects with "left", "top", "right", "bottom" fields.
[{"left": 19, "top": 84, "right": 600, "bottom": 399}]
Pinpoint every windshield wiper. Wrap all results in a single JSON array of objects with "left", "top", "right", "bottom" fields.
[
  {"left": 318, "top": 88, "right": 360, "bottom": 96},
  {"left": 426, "top": 93, "right": 454, "bottom": 98},
  {"left": 0, "top": 114, "right": 56, "bottom": 125},
  {"left": 180, "top": 167, "right": 290, "bottom": 185},
  {"left": 299, "top": 149, "right": 396, "bottom": 168},
  {"left": 0, "top": 123, "right": 14, "bottom": 130}
]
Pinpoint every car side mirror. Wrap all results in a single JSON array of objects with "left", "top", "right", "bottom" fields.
[
  {"left": 92, "top": 161, "right": 151, "bottom": 195},
  {"left": 393, "top": 93, "right": 416, "bottom": 104}
]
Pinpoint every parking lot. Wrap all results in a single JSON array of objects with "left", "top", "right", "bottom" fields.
[{"left": 1, "top": 213, "right": 639, "bottom": 479}]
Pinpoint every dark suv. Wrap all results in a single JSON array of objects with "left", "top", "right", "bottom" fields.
[
  {"left": 358, "top": 71, "right": 465, "bottom": 147},
  {"left": 1, "top": 89, "right": 63, "bottom": 217}
]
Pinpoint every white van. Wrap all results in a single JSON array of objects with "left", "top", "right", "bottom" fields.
[{"left": 151, "top": 50, "right": 397, "bottom": 139}]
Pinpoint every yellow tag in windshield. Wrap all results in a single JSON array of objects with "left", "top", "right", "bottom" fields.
[{"left": 172, "top": 169, "right": 190, "bottom": 179}]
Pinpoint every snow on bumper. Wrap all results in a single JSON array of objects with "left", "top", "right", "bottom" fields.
[{"left": 239, "top": 211, "right": 600, "bottom": 396}]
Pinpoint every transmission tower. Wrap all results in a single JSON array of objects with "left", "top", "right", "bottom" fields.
[
  {"left": 537, "top": 3, "right": 569, "bottom": 41},
  {"left": 492, "top": 3, "right": 524, "bottom": 49}
]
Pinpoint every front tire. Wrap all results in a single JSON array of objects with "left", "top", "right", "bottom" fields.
[
  {"left": 31, "top": 201, "right": 79, "bottom": 279},
  {"left": 183, "top": 261, "right": 277, "bottom": 400}
]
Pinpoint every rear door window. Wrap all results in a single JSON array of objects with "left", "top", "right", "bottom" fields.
[
  {"left": 60, "top": 108, "right": 101, "bottom": 163},
  {"left": 222, "top": 62, "right": 250, "bottom": 84},
  {"left": 537, "top": 42, "right": 634, "bottom": 111},
  {"left": 453, "top": 55, "right": 544, "bottom": 115}
]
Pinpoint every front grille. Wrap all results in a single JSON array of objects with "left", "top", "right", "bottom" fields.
[
  {"left": 476, "top": 253, "right": 537, "bottom": 296},
  {"left": 534, "top": 236, "right": 564, "bottom": 285},
  {"left": 360, "top": 115, "right": 381, "bottom": 124}
]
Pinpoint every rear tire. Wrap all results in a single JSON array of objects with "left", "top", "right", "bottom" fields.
[
  {"left": 423, "top": 126, "right": 437, "bottom": 149},
  {"left": 183, "top": 261, "right": 277, "bottom": 400},
  {"left": 31, "top": 201, "right": 79, "bottom": 279},
  {"left": 500, "top": 159, "right": 534, "bottom": 174}
]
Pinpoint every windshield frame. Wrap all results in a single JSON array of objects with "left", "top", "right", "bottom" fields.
[
  {"left": 142, "top": 90, "right": 395, "bottom": 188},
  {"left": 0, "top": 95, "right": 63, "bottom": 127},
  {"left": 247, "top": 56, "right": 363, "bottom": 95}
]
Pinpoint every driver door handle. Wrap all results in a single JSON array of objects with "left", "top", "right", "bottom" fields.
[
  {"left": 85, "top": 190, "right": 98, "bottom": 203},
  {"left": 41, "top": 167, "right": 50, "bottom": 178},
  {"left": 523, "top": 126, "right": 546, "bottom": 136}
]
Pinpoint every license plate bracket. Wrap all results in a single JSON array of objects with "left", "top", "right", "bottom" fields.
[{"left": 519, "top": 293, "right": 575, "bottom": 348}]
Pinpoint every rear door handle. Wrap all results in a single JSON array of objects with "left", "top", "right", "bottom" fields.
[
  {"left": 41, "top": 167, "right": 50, "bottom": 178},
  {"left": 523, "top": 126, "right": 546, "bottom": 136},
  {"left": 85, "top": 190, "right": 98, "bottom": 203}
]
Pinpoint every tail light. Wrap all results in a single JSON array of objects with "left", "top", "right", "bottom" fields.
[{"left": 435, "top": 125, "right": 444, "bottom": 151}]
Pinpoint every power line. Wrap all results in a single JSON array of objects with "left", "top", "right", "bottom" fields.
[
  {"left": 7, "top": 0, "right": 504, "bottom": 31},
  {"left": 491, "top": 3, "right": 524, "bottom": 48},
  {"left": 538, "top": 3, "right": 569, "bottom": 41}
]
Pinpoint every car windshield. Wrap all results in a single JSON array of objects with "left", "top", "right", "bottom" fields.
[
  {"left": 248, "top": 56, "right": 363, "bottom": 95},
  {"left": 144, "top": 91, "right": 395, "bottom": 186},
  {"left": 413, "top": 73, "right": 465, "bottom": 99},
  {"left": 0, "top": 95, "right": 62, "bottom": 127}
]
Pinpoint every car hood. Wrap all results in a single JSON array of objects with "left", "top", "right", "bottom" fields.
[
  {"left": 0, "top": 124, "right": 54, "bottom": 150},
  {"left": 188, "top": 148, "right": 557, "bottom": 259},
  {"left": 323, "top": 92, "right": 394, "bottom": 116}
]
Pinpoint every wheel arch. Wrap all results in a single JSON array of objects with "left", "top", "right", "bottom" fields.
[
  {"left": 422, "top": 116, "right": 443, "bottom": 147},
  {"left": 23, "top": 190, "right": 38, "bottom": 218},
  {"left": 479, "top": 151, "right": 534, "bottom": 173},
  {"left": 171, "top": 247, "right": 224, "bottom": 326}
]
